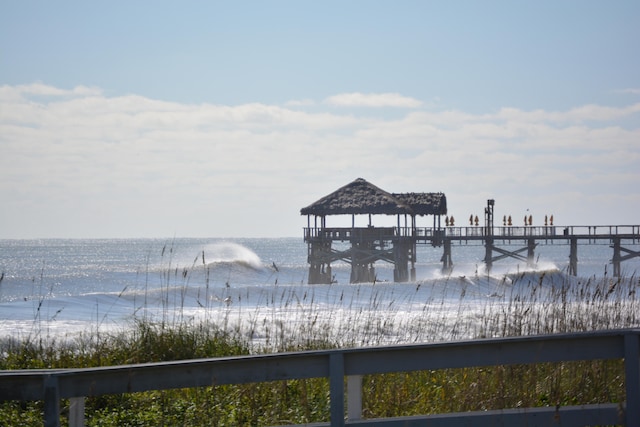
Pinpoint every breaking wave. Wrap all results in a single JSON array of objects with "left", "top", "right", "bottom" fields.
[{"left": 203, "top": 242, "right": 263, "bottom": 270}]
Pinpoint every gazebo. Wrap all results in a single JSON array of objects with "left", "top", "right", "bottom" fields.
[{"left": 301, "top": 178, "right": 447, "bottom": 283}]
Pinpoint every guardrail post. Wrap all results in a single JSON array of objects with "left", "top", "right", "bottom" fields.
[
  {"left": 44, "top": 375, "right": 60, "bottom": 427},
  {"left": 69, "top": 397, "right": 85, "bottom": 427},
  {"left": 347, "top": 375, "right": 362, "bottom": 421},
  {"left": 624, "top": 332, "right": 640, "bottom": 426},
  {"left": 329, "top": 352, "right": 345, "bottom": 427}
]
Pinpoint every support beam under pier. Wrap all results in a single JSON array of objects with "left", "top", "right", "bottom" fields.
[
  {"left": 484, "top": 238, "right": 537, "bottom": 274},
  {"left": 484, "top": 238, "right": 494, "bottom": 273},
  {"left": 350, "top": 242, "right": 376, "bottom": 283},
  {"left": 527, "top": 238, "right": 536, "bottom": 267},
  {"left": 441, "top": 239, "right": 453, "bottom": 275},
  {"left": 393, "top": 242, "right": 410, "bottom": 283},
  {"left": 308, "top": 241, "right": 333, "bottom": 284},
  {"left": 611, "top": 237, "right": 640, "bottom": 278},
  {"left": 569, "top": 237, "right": 578, "bottom": 276},
  {"left": 612, "top": 238, "right": 621, "bottom": 278}
]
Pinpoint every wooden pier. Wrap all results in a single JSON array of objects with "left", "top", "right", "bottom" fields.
[{"left": 301, "top": 179, "right": 640, "bottom": 283}]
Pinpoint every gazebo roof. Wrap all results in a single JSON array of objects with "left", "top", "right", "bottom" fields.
[
  {"left": 393, "top": 192, "right": 447, "bottom": 216},
  {"left": 300, "top": 178, "right": 447, "bottom": 216}
]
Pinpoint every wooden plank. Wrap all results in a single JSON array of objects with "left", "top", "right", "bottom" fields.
[
  {"left": 342, "top": 331, "right": 626, "bottom": 376},
  {"left": 345, "top": 404, "right": 621, "bottom": 426},
  {"left": 56, "top": 351, "right": 330, "bottom": 399}
]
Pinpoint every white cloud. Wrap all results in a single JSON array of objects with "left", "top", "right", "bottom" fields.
[
  {"left": 1, "top": 84, "right": 638, "bottom": 238},
  {"left": 324, "top": 92, "right": 423, "bottom": 108},
  {"left": 284, "top": 98, "right": 316, "bottom": 107},
  {"left": 1, "top": 82, "right": 102, "bottom": 98}
]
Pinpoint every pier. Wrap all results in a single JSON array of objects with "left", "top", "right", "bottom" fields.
[{"left": 301, "top": 179, "right": 640, "bottom": 283}]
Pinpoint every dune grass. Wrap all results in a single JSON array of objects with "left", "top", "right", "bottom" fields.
[{"left": 0, "top": 269, "right": 638, "bottom": 426}]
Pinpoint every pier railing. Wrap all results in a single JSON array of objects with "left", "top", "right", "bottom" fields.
[
  {"left": 305, "top": 225, "right": 640, "bottom": 244},
  {"left": 304, "top": 226, "right": 398, "bottom": 242},
  {"left": 1, "top": 329, "right": 639, "bottom": 426}
]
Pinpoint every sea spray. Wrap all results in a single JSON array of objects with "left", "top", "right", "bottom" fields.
[{"left": 202, "top": 242, "right": 264, "bottom": 270}]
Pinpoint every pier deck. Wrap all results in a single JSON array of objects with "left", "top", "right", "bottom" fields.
[
  {"left": 307, "top": 225, "right": 640, "bottom": 244},
  {"left": 303, "top": 224, "right": 640, "bottom": 279}
]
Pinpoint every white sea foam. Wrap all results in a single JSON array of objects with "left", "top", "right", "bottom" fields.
[{"left": 202, "top": 242, "right": 264, "bottom": 269}]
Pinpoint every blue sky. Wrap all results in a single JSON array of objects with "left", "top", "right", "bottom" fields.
[{"left": 1, "top": 1, "right": 639, "bottom": 238}]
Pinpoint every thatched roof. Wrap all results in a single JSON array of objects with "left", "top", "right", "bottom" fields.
[
  {"left": 393, "top": 192, "right": 447, "bottom": 216},
  {"left": 300, "top": 178, "right": 447, "bottom": 216}
]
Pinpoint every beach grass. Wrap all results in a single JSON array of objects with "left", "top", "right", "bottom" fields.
[{"left": 0, "top": 270, "right": 638, "bottom": 425}]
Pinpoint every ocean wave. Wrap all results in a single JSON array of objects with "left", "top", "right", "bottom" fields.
[
  {"left": 204, "top": 259, "right": 263, "bottom": 271},
  {"left": 202, "top": 242, "right": 263, "bottom": 269}
]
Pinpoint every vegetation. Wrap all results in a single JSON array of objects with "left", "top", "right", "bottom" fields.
[{"left": 0, "top": 271, "right": 638, "bottom": 426}]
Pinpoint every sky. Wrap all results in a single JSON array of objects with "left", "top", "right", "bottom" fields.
[{"left": 1, "top": 1, "right": 639, "bottom": 238}]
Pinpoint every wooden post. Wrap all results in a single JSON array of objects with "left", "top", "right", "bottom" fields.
[
  {"left": 484, "top": 237, "right": 494, "bottom": 274},
  {"left": 308, "top": 241, "right": 332, "bottom": 284},
  {"left": 350, "top": 242, "right": 375, "bottom": 283},
  {"left": 350, "top": 243, "right": 360, "bottom": 283},
  {"left": 624, "top": 333, "right": 640, "bottom": 426},
  {"left": 612, "top": 237, "right": 621, "bottom": 277},
  {"left": 411, "top": 240, "right": 417, "bottom": 281},
  {"left": 527, "top": 238, "right": 536, "bottom": 269},
  {"left": 69, "top": 397, "right": 85, "bottom": 427},
  {"left": 329, "top": 353, "right": 345, "bottom": 427},
  {"left": 44, "top": 375, "right": 60, "bottom": 427},
  {"left": 411, "top": 215, "right": 417, "bottom": 279},
  {"left": 569, "top": 237, "right": 578, "bottom": 276},
  {"left": 441, "top": 238, "right": 453, "bottom": 274},
  {"left": 347, "top": 375, "right": 363, "bottom": 421},
  {"left": 393, "top": 242, "right": 409, "bottom": 282}
]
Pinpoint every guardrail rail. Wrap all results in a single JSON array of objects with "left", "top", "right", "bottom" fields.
[{"left": 1, "top": 329, "right": 639, "bottom": 426}]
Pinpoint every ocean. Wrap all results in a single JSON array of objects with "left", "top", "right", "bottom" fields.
[{"left": 1, "top": 237, "right": 639, "bottom": 347}]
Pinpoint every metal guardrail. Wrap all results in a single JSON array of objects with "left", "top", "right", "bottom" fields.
[{"left": 1, "top": 329, "right": 639, "bottom": 426}]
